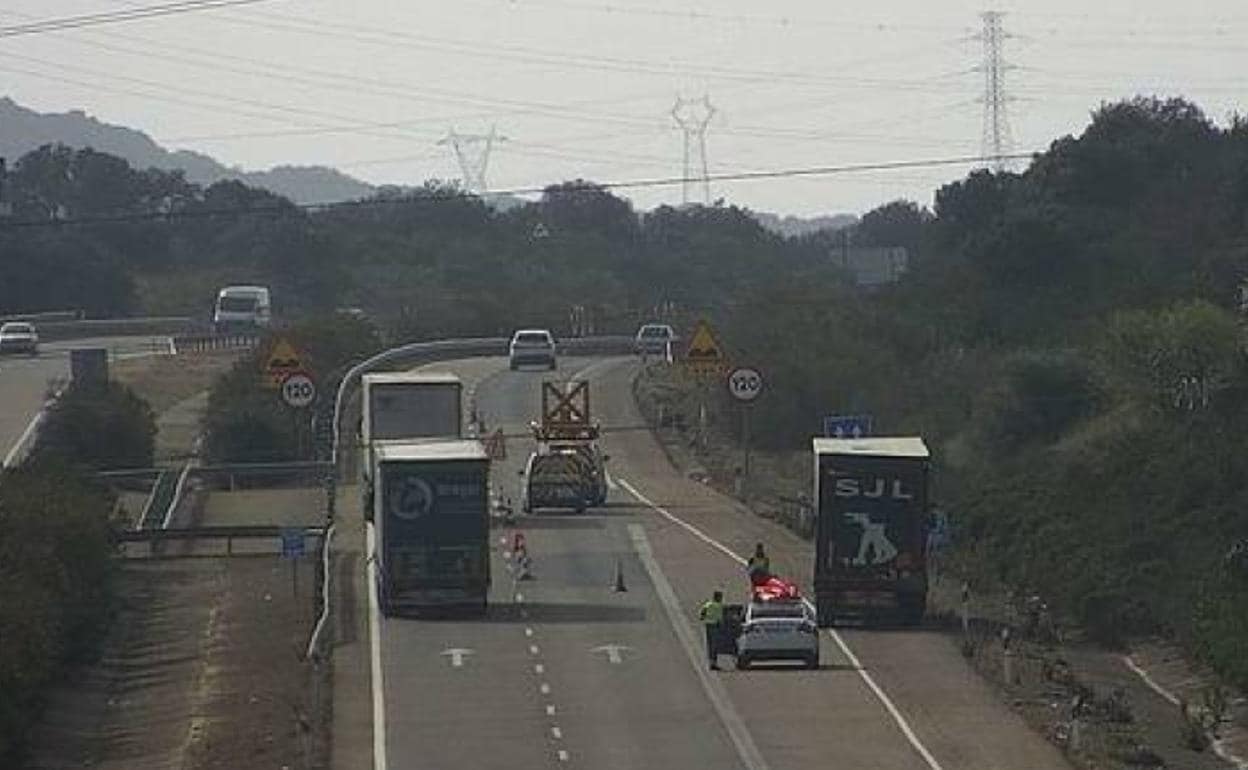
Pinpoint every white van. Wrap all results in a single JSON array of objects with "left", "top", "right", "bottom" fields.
[{"left": 213, "top": 285, "right": 272, "bottom": 331}]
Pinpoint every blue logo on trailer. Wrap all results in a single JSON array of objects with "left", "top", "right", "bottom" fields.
[
  {"left": 822, "top": 414, "right": 873, "bottom": 439},
  {"left": 280, "top": 528, "right": 306, "bottom": 559}
]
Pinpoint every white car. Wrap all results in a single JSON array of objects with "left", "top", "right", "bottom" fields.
[
  {"left": 0, "top": 322, "right": 39, "bottom": 355},
  {"left": 735, "top": 599, "right": 819, "bottom": 670},
  {"left": 634, "top": 323, "right": 676, "bottom": 356},
  {"left": 509, "top": 329, "right": 557, "bottom": 370}
]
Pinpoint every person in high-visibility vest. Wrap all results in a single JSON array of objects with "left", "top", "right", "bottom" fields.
[
  {"left": 698, "top": 590, "right": 725, "bottom": 670},
  {"left": 747, "top": 542, "right": 771, "bottom": 584}
]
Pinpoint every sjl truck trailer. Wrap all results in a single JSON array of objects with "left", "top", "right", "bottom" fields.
[{"left": 813, "top": 437, "right": 930, "bottom": 626}]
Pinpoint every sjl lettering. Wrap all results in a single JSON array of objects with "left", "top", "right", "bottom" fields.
[{"left": 833, "top": 476, "right": 913, "bottom": 500}]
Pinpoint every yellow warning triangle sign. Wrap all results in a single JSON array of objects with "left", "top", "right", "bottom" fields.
[
  {"left": 684, "top": 319, "right": 725, "bottom": 363},
  {"left": 262, "top": 338, "right": 305, "bottom": 388}
]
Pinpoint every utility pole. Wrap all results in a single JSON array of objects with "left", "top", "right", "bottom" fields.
[
  {"left": 438, "top": 127, "right": 506, "bottom": 194},
  {"left": 671, "top": 96, "right": 715, "bottom": 204},
  {"left": 976, "top": 11, "right": 1015, "bottom": 172}
]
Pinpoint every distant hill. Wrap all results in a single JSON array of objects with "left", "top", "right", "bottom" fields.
[
  {"left": 0, "top": 97, "right": 375, "bottom": 204},
  {"left": 751, "top": 211, "right": 857, "bottom": 237}
]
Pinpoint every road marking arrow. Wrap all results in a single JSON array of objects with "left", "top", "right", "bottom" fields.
[
  {"left": 441, "top": 648, "right": 474, "bottom": 668},
  {"left": 591, "top": 644, "right": 632, "bottom": 664}
]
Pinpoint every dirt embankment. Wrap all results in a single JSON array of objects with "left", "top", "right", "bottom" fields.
[
  {"left": 633, "top": 361, "right": 1247, "bottom": 770},
  {"left": 25, "top": 349, "right": 329, "bottom": 770}
]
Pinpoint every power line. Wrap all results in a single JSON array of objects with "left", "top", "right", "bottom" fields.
[
  {"left": 0, "top": 151, "right": 1036, "bottom": 231},
  {"left": 0, "top": 0, "right": 281, "bottom": 38}
]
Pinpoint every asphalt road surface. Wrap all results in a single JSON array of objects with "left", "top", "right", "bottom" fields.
[
  {"left": 0, "top": 335, "right": 172, "bottom": 464},
  {"left": 369, "top": 355, "right": 1071, "bottom": 770}
]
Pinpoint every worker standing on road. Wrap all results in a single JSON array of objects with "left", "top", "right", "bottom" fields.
[
  {"left": 699, "top": 590, "right": 725, "bottom": 670},
  {"left": 747, "top": 542, "right": 771, "bottom": 584}
]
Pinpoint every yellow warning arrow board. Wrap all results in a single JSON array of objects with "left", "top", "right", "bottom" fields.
[
  {"left": 262, "top": 337, "right": 306, "bottom": 389},
  {"left": 682, "top": 319, "right": 729, "bottom": 378}
]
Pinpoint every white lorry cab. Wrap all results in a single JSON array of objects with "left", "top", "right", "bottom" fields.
[{"left": 213, "top": 285, "right": 272, "bottom": 331}]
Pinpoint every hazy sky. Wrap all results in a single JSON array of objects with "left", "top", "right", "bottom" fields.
[{"left": 4, "top": 0, "right": 1248, "bottom": 214}]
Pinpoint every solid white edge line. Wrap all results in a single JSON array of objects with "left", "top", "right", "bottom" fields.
[
  {"left": 3, "top": 408, "right": 45, "bottom": 468},
  {"left": 619, "top": 476, "right": 944, "bottom": 770},
  {"left": 1123, "top": 655, "right": 1248, "bottom": 769},
  {"left": 367, "top": 523, "right": 388, "bottom": 770},
  {"left": 626, "top": 522, "right": 771, "bottom": 770}
]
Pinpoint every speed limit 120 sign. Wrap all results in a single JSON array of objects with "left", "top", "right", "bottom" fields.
[
  {"left": 281, "top": 371, "right": 317, "bottom": 409},
  {"left": 727, "top": 367, "right": 764, "bottom": 402}
]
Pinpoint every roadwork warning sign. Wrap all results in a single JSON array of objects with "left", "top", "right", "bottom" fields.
[
  {"left": 262, "top": 338, "right": 306, "bottom": 389},
  {"left": 682, "top": 319, "right": 728, "bottom": 377}
]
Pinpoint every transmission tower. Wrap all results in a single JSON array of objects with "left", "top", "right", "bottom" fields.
[
  {"left": 671, "top": 96, "right": 715, "bottom": 204},
  {"left": 438, "top": 127, "right": 506, "bottom": 194},
  {"left": 976, "top": 11, "right": 1014, "bottom": 171}
]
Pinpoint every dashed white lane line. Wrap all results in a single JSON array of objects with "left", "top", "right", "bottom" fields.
[
  {"left": 557, "top": 749, "right": 570, "bottom": 762},
  {"left": 540, "top": 682, "right": 551, "bottom": 695},
  {"left": 546, "top": 705, "right": 557, "bottom": 716},
  {"left": 618, "top": 477, "right": 945, "bottom": 770},
  {"left": 535, "top": 663, "right": 545, "bottom": 674},
  {"left": 529, "top": 644, "right": 540, "bottom": 655},
  {"left": 525, "top": 627, "right": 534, "bottom": 637},
  {"left": 515, "top": 592, "right": 526, "bottom": 603},
  {"left": 551, "top": 726, "right": 563, "bottom": 740}
]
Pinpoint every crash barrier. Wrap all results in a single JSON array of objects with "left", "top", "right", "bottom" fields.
[
  {"left": 114, "top": 524, "right": 328, "bottom": 558},
  {"left": 0, "top": 309, "right": 83, "bottom": 325},
  {"left": 189, "top": 460, "right": 332, "bottom": 491},
  {"left": 302, "top": 333, "right": 636, "bottom": 661},
  {"left": 35, "top": 316, "right": 194, "bottom": 341},
  {"left": 172, "top": 333, "right": 262, "bottom": 354}
]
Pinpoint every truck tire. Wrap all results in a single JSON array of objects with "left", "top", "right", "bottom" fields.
[
  {"left": 816, "top": 597, "right": 836, "bottom": 628},
  {"left": 509, "top": 360, "right": 518, "bottom": 371},
  {"left": 805, "top": 654, "right": 820, "bottom": 670},
  {"left": 736, "top": 655, "right": 751, "bottom": 670}
]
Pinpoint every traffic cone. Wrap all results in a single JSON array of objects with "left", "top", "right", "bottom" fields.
[{"left": 613, "top": 557, "right": 627, "bottom": 592}]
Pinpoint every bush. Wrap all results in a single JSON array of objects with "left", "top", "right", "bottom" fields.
[
  {"left": 33, "top": 381, "right": 156, "bottom": 470},
  {"left": 0, "top": 464, "right": 118, "bottom": 762},
  {"left": 203, "top": 315, "right": 382, "bottom": 463}
]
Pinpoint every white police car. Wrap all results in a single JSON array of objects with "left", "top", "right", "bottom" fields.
[{"left": 735, "top": 598, "right": 819, "bottom": 670}]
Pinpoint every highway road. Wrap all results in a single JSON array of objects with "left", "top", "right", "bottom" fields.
[
  {"left": 0, "top": 335, "right": 173, "bottom": 465},
  {"left": 365, "top": 355, "right": 1072, "bottom": 770}
]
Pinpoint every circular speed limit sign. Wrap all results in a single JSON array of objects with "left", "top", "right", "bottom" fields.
[
  {"left": 280, "top": 371, "right": 317, "bottom": 409},
  {"left": 727, "top": 366, "right": 764, "bottom": 402}
]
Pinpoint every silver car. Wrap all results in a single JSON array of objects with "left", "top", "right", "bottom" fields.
[
  {"left": 509, "top": 329, "right": 557, "bottom": 370},
  {"left": 0, "top": 322, "right": 39, "bottom": 355},
  {"left": 634, "top": 323, "right": 675, "bottom": 356},
  {"left": 736, "top": 599, "right": 819, "bottom": 670}
]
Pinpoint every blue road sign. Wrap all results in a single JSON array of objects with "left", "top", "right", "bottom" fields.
[
  {"left": 822, "top": 414, "right": 873, "bottom": 439},
  {"left": 280, "top": 528, "right": 306, "bottom": 559}
]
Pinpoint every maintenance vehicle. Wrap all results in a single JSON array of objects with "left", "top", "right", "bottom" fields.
[{"left": 520, "top": 380, "right": 608, "bottom": 513}]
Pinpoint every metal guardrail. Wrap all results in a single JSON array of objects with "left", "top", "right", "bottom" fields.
[
  {"left": 115, "top": 524, "right": 328, "bottom": 558},
  {"left": 115, "top": 524, "right": 329, "bottom": 542},
  {"left": 35, "top": 316, "right": 194, "bottom": 341},
  {"left": 172, "top": 333, "right": 261, "bottom": 353}
]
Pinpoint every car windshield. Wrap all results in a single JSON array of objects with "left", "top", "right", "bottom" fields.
[
  {"left": 2, "top": 323, "right": 34, "bottom": 335},
  {"left": 640, "top": 326, "right": 669, "bottom": 338},
  {"left": 218, "top": 296, "right": 258, "bottom": 312},
  {"left": 515, "top": 332, "right": 549, "bottom": 344}
]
